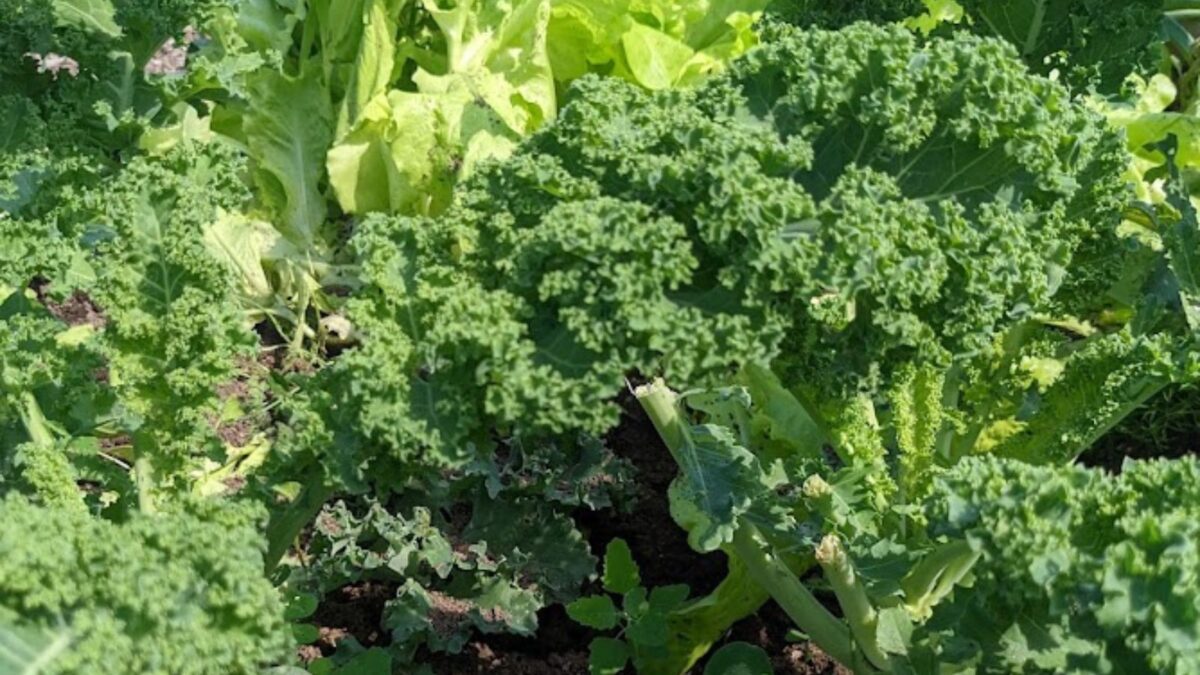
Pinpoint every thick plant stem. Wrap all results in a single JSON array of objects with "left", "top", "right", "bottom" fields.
[
  {"left": 815, "top": 535, "right": 891, "bottom": 671},
  {"left": 635, "top": 379, "right": 689, "bottom": 465},
  {"left": 732, "top": 527, "right": 875, "bottom": 674},
  {"left": 131, "top": 431, "right": 158, "bottom": 514},
  {"left": 637, "top": 379, "right": 873, "bottom": 672},
  {"left": 134, "top": 455, "right": 156, "bottom": 514},
  {"left": 264, "top": 477, "right": 334, "bottom": 572},
  {"left": 636, "top": 380, "right": 713, "bottom": 517}
]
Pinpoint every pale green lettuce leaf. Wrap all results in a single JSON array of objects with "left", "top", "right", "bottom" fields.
[
  {"left": 334, "top": 0, "right": 407, "bottom": 137},
  {"left": 327, "top": 91, "right": 448, "bottom": 215},
  {"left": 52, "top": 0, "right": 121, "bottom": 38},
  {"left": 547, "top": 0, "right": 768, "bottom": 90},
  {"left": 138, "top": 104, "right": 217, "bottom": 155},
  {"left": 621, "top": 23, "right": 696, "bottom": 90},
  {"left": 244, "top": 69, "right": 334, "bottom": 248},
  {"left": 202, "top": 209, "right": 279, "bottom": 306},
  {"left": 328, "top": 0, "right": 553, "bottom": 216},
  {"left": 235, "top": 0, "right": 306, "bottom": 54},
  {"left": 1101, "top": 74, "right": 1200, "bottom": 206}
]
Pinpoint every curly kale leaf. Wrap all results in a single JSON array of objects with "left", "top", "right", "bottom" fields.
[
  {"left": 68, "top": 144, "right": 258, "bottom": 499},
  {"left": 765, "top": 0, "right": 924, "bottom": 27},
  {"left": 1, "top": 0, "right": 229, "bottom": 155},
  {"left": 3, "top": 142, "right": 260, "bottom": 507},
  {"left": 0, "top": 495, "right": 292, "bottom": 675},
  {"left": 770, "top": 1, "right": 1163, "bottom": 94},
  {"left": 336, "top": 22, "right": 1125, "bottom": 483},
  {"left": 923, "top": 456, "right": 1200, "bottom": 674},
  {"left": 953, "top": 0, "right": 1163, "bottom": 93}
]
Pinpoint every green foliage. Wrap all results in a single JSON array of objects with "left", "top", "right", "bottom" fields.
[
  {"left": 341, "top": 20, "right": 1127, "bottom": 486},
  {"left": 703, "top": 642, "right": 773, "bottom": 675},
  {"left": 293, "top": 493, "right": 602, "bottom": 661},
  {"left": 3, "top": 2, "right": 1194, "bottom": 672},
  {"left": 548, "top": 0, "right": 768, "bottom": 89},
  {"left": 2, "top": 143, "right": 262, "bottom": 506},
  {"left": 921, "top": 457, "right": 1200, "bottom": 673},
  {"left": 566, "top": 539, "right": 693, "bottom": 674},
  {"left": 603, "top": 538, "right": 641, "bottom": 594},
  {"left": 771, "top": 0, "right": 1165, "bottom": 93},
  {"left": 1, "top": 138, "right": 287, "bottom": 670},
  {"left": 0, "top": 494, "right": 292, "bottom": 674},
  {"left": 766, "top": 0, "right": 923, "bottom": 27},
  {"left": 952, "top": 0, "right": 1164, "bottom": 92},
  {"left": 0, "top": 0, "right": 226, "bottom": 155},
  {"left": 594, "top": 17, "right": 1200, "bottom": 675}
]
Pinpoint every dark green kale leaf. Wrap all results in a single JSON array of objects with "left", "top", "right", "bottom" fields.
[{"left": 954, "top": 0, "right": 1163, "bottom": 93}]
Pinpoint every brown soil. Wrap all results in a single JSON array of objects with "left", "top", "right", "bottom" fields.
[
  {"left": 715, "top": 602, "right": 850, "bottom": 675},
  {"left": 575, "top": 389, "right": 728, "bottom": 594},
  {"left": 211, "top": 361, "right": 264, "bottom": 447},
  {"left": 431, "top": 642, "right": 589, "bottom": 675},
  {"left": 311, "top": 581, "right": 396, "bottom": 651},
  {"left": 30, "top": 279, "right": 106, "bottom": 328}
]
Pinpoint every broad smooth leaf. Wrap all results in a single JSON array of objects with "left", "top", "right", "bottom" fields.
[
  {"left": 335, "top": 647, "right": 392, "bottom": 675},
  {"left": 588, "top": 637, "right": 629, "bottom": 675},
  {"left": 603, "top": 538, "right": 641, "bottom": 594},
  {"left": 703, "top": 642, "right": 772, "bottom": 675},
  {"left": 52, "top": 0, "right": 122, "bottom": 37},
  {"left": 566, "top": 595, "right": 619, "bottom": 630},
  {"left": 244, "top": 69, "right": 333, "bottom": 248}
]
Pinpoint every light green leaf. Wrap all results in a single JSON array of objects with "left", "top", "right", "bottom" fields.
[
  {"left": 52, "top": 0, "right": 122, "bottom": 38},
  {"left": 336, "top": 0, "right": 405, "bottom": 137},
  {"left": 703, "top": 642, "right": 772, "bottom": 675},
  {"left": 587, "top": 637, "right": 629, "bottom": 675},
  {"left": 138, "top": 104, "right": 216, "bottom": 156},
  {"left": 739, "top": 362, "right": 825, "bottom": 457},
  {"left": 1160, "top": 136, "right": 1200, "bottom": 334},
  {"left": 874, "top": 606, "right": 914, "bottom": 656},
  {"left": 202, "top": 210, "right": 279, "bottom": 306},
  {"left": 327, "top": 87, "right": 516, "bottom": 216},
  {"left": 236, "top": 0, "right": 304, "bottom": 54},
  {"left": 244, "top": 69, "right": 333, "bottom": 248},
  {"left": 547, "top": 0, "right": 765, "bottom": 89},
  {"left": 566, "top": 595, "right": 619, "bottom": 630},
  {"left": 0, "top": 621, "right": 71, "bottom": 675},
  {"left": 905, "top": 0, "right": 965, "bottom": 34},
  {"left": 602, "top": 538, "right": 640, "bottom": 594},
  {"left": 328, "top": 0, "right": 553, "bottom": 217},
  {"left": 620, "top": 23, "right": 696, "bottom": 90}
]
